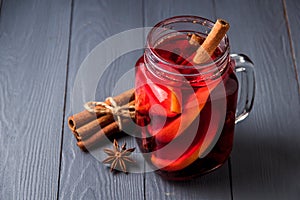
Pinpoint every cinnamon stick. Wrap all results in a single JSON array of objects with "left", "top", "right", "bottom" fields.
[
  {"left": 193, "top": 19, "right": 230, "bottom": 64},
  {"left": 75, "top": 114, "right": 114, "bottom": 140},
  {"left": 74, "top": 100, "right": 135, "bottom": 140},
  {"left": 189, "top": 33, "right": 204, "bottom": 46},
  {"left": 77, "top": 118, "right": 135, "bottom": 151},
  {"left": 108, "top": 88, "right": 135, "bottom": 106},
  {"left": 68, "top": 88, "right": 135, "bottom": 131},
  {"left": 68, "top": 110, "right": 103, "bottom": 132}
]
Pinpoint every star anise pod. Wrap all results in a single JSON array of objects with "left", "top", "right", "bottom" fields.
[{"left": 102, "top": 139, "right": 136, "bottom": 173}]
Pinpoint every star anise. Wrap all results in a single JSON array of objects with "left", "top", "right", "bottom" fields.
[{"left": 102, "top": 139, "right": 135, "bottom": 173}]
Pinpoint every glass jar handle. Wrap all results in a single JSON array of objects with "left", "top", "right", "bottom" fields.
[{"left": 230, "top": 54, "right": 255, "bottom": 124}]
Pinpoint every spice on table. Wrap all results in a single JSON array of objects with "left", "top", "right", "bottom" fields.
[
  {"left": 77, "top": 118, "right": 134, "bottom": 151},
  {"left": 68, "top": 88, "right": 134, "bottom": 132},
  {"left": 102, "top": 139, "right": 136, "bottom": 173},
  {"left": 67, "top": 89, "right": 135, "bottom": 151}
]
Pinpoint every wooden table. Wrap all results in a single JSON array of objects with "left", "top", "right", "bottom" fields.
[{"left": 1, "top": 0, "right": 300, "bottom": 199}]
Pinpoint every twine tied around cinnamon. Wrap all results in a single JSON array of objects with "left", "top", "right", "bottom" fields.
[{"left": 84, "top": 97, "right": 135, "bottom": 130}]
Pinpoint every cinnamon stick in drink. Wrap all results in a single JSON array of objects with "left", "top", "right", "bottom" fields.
[
  {"left": 189, "top": 33, "right": 204, "bottom": 46},
  {"left": 193, "top": 19, "right": 230, "bottom": 64}
]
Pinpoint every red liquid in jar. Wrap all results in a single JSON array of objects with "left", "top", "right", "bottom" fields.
[{"left": 135, "top": 33, "right": 238, "bottom": 180}]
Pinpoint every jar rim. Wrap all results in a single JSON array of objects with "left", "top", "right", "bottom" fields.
[{"left": 146, "top": 15, "right": 230, "bottom": 73}]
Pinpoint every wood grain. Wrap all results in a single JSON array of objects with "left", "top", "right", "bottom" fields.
[
  {"left": 143, "top": 1, "right": 232, "bottom": 199},
  {"left": 285, "top": 0, "right": 300, "bottom": 93},
  {"left": 0, "top": 0, "right": 71, "bottom": 199},
  {"left": 215, "top": 0, "right": 300, "bottom": 199},
  {"left": 58, "top": 0, "right": 144, "bottom": 199}
]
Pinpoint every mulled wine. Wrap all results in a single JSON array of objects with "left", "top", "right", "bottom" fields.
[{"left": 134, "top": 16, "right": 254, "bottom": 180}]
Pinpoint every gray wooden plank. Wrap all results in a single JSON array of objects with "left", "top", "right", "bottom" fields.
[
  {"left": 144, "top": 0, "right": 217, "bottom": 25},
  {"left": 58, "top": 0, "right": 144, "bottom": 199},
  {"left": 0, "top": 0, "right": 71, "bottom": 199},
  {"left": 285, "top": 0, "right": 300, "bottom": 92},
  {"left": 215, "top": 0, "right": 300, "bottom": 199},
  {"left": 143, "top": 1, "right": 232, "bottom": 200},
  {"left": 145, "top": 166, "right": 232, "bottom": 200}
]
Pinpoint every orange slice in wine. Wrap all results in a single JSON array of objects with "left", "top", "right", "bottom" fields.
[
  {"left": 151, "top": 109, "right": 221, "bottom": 171},
  {"left": 152, "top": 79, "right": 221, "bottom": 144},
  {"left": 170, "top": 88, "right": 181, "bottom": 114}
]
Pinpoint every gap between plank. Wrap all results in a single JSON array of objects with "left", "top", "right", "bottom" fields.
[
  {"left": 56, "top": 0, "right": 74, "bottom": 199},
  {"left": 282, "top": 0, "right": 300, "bottom": 94},
  {"left": 0, "top": 0, "right": 4, "bottom": 18}
]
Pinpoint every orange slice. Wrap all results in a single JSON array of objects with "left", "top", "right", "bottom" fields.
[
  {"left": 152, "top": 79, "right": 222, "bottom": 144},
  {"left": 151, "top": 143, "right": 201, "bottom": 171},
  {"left": 151, "top": 109, "right": 222, "bottom": 171},
  {"left": 170, "top": 88, "right": 181, "bottom": 114}
]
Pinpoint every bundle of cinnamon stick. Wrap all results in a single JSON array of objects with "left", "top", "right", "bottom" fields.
[{"left": 68, "top": 89, "right": 135, "bottom": 151}]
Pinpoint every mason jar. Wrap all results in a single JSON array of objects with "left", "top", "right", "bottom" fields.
[{"left": 135, "top": 16, "right": 255, "bottom": 180}]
